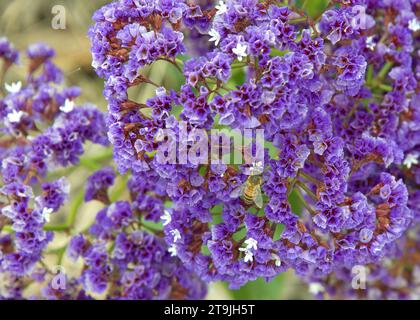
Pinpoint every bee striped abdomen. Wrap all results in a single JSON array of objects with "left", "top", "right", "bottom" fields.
[{"left": 243, "top": 184, "right": 257, "bottom": 202}]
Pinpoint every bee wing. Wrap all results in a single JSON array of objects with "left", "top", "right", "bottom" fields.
[
  {"left": 230, "top": 184, "right": 245, "bottom": 199},
  {"left": 253, "top": 185, "right": 263, "bottom": 208}
]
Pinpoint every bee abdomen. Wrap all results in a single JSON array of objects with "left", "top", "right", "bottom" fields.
[{"left": 243, "top": 185, "right": 256, "bottom": 201}]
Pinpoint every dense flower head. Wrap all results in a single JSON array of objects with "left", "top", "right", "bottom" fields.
[
  {"left": 86, "top": 0, "right": 419, "bottom": 292},
  {"left": 73, "top": 170, "right": 207, "bottom": 299}
]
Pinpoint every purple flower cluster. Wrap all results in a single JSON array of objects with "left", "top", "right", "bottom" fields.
[
  {"left": 88, "top": 0, "right": 419, "bottom": 292},
  {"left": 306, "top": 223, "right": 420, "bottom": 300},
  {"left": 0, "top": 40, "right": 108, "bottom": 297},
  {"left": 69, "top": 169, "right": 206, "bottom": 299},
  {"left": 84, "top": 167, "right": 116, "bottom": 203}
]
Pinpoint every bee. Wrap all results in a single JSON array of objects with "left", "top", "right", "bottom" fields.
[{"left": 230, "top": 161, "right": 264, "bottom": 208}]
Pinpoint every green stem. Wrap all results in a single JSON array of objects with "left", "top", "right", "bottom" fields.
[
  {"left": 299, "top": 171, "right": 320, "bottom": 186},
  {"left": 287, "top": 177, "right": 298, "bottom": 197},
  {"left": 294, "top": 188, "right": 316, "bottom": 215},
  {"left": 110, "top": 174, "right": 129, "bottom": 202},
  {"left": 296, "top": 180, "right": 318, "bottom": 202},
  {"left": 231, "top": 63, "right": 247, "bottom": 69},
  {"left": 44, "top": 223, "right": 69, "bottom": 232},
  {"left": 378, "top": 84, "right": 393, "bottom": 92},
  {"left": 66, "top": 188, "right": 85, "bottom": 229},
  {"left": 289, "top": 17, "right": 307, "bottom": 24},
  {"left": 56, "top": 246, "right": 67, "bottom": 265},
  {"left": 140, "top": 222, "right": 162, "bottom": 234},
  {"left": 377, "top": 61, "right": 393, "bottom": 80},
  {"left": 366, "top": 65, "right": 374, "bottom": 86}
]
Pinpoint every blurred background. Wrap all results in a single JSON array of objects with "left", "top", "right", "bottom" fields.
[{"left": 0, "top": 0, "right": 330, "bottom": 299}]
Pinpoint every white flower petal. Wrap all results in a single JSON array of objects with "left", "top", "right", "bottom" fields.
[
  {"left": 5, "top": 81, "right": 22, "bottom": 94},
  {"left": 42, "top": 207, "right": 54, "bottom": 223},
  {"left": 59, "top": 99, "right": 75, "bottom": 113},
  {"left": 168, "top": 244, "right": 177, "bottom": 256},
  {"left": 232, "top": 43, "right": 248, "bottom": 61},
  {"left": 366, "top": 36, "right": 376, "bottom": 51},
  {"left": 215, "top": 0, "right": 227, "bottom": 15},
  {"left": 244, "top": 238, "right": 258, "bottom": 250},
  {"left": 170, "top": 229, "right": 182, "bottom": 243},
  {"left": 403, "top": 153, "right": 419, "bottom": 169},
  {"left": 160, "top": 210, "right": 172, "bottom": 226},
  {"left": 408, "top": 19, "right": 420, "bottom": 32},
  {"left": 208, "top": 28, "right": 221, "bottom": 46},
  {"left": 309, "top": 283, "right": 325, "bottom": 295},
  {"left": 7, "top": 110, "right": 25, "bottom": 123}
]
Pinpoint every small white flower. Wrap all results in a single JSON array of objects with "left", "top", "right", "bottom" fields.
[
  {"left": 160, "top": 210, "right": 172, "bottom": 226},
  {"left": 244, "top": 237, "right": 258, "bottom": 250},
  {"left": 41, "top": 207, "right": 54, "bottom": 223},
  {"left": 239, "top": 238, "right": 258, "bottom": 263},
  {"left": 239, "top": 248, "right": 254, "bottom": 263},
  {"left": 403, "top": 153, "right": 419, "bottom": 169},
  {"left": 408, "top": 18, "right": 420, "bottom": 32},
  {"left": 232, "top": 42, "right": 248, "bottom": 62},
  {"left": 215, "top": 0, "right": 228, "bottom": 15},
  {"left": 170, "top": 229, "right": 181, "bottom": 243},
  {"left": 5, "top": 81, "right": 22, "bottom": 94},
  {"left": 365, "top": 36, "right": 376, "bottom": 51},
  {"left": 168, "top": 244, "right": 177, "bottom": 257},
  {"left": 208, "top": 28, "right": 221, "bottom": 46},
  {"left": 59, "top": 99, "right": 75, "bottom": 113},
  {"left": 271, "top": 253, "right": 282, "bottom": 267},
  {"left": 7, "top": 110, "right": 25, "bottom": 123},
  {"left": 309, "top": 282, "right": 325, "bottom": 295}
]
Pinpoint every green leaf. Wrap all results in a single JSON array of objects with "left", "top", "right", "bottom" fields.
[
  {"left": 306, "top": 0, "right": 330, "bottom": 19},
  {"left": 288, "top": 189, "right": 304, "bottom": 216},
  {"left": 228, "top": 67, "right": 245, "bottom": 87}
]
